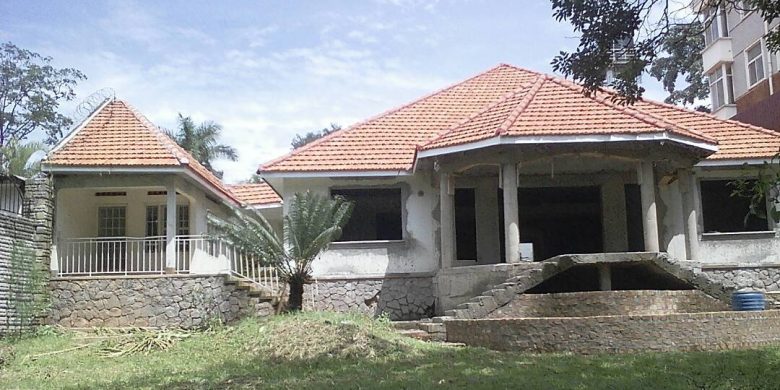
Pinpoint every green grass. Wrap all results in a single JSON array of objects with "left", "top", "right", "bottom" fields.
[{"left": 1, "top": 312, "right": 780, "bottom": 389}]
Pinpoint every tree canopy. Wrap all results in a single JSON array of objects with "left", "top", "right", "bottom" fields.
[
  {"left": 165, "top": 114, "right": 238, "bottom": 176},
  {"left": 0, "top": 42, "right": 86, "bottom": 147},
  {"left": 290, "top": 123, "right": 341, "bottom": 149},
  {"left": 551, "top": 0, "right": 780, "bottom": 105},
  {"left": 211, "top": 191, "right": 353, "bottom": 311}
]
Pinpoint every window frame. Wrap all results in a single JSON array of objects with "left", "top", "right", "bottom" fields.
[
  {"left": 97, "top": 206, "right": 127, "bottom": 238},
  {"left": 329, "top": 186, "right": 406, "bottom": 244},
  {"left": 745, "top": 41, "right": 766, "bottom": 88},
  {"left": 697, "top": 177, "right": 774, "bottom": 236},
  {"left": 145, "top": 204, "right": 191, "bottom": 237},
  {"left": 708, "top": 64, "right": 735, "bottom": 109},
  {"left": 703, "top": 6, "right": 728, "bottom": 46}
]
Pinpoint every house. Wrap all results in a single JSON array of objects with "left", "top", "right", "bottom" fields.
[
  {"left": 698, "top": 2, "right": 780, "bottom": 127},
  {"left": 41, "top": 99, "right": 282, "bottom": 328},
  {"left": 259, "top": 64, "right": 780, "bottom": 318}
]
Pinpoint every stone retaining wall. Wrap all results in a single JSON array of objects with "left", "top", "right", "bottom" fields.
[
  {"left": 48, "top": 275, "right": 273, "bottom": 328},
  {"left": 488, "top": 290, "right": 728, "bottom": 318},
  {"left": 303, "top": 275, "right": 435, "bottom": 320},
  {"left": 700, "top": 267, "right": 780, "bottom": 292},
  {"left": 0, "top": 175, "right": 53, "bottom": 334},
  {"left": 447, "top": 310, "right": 780, "bottom": 354}
]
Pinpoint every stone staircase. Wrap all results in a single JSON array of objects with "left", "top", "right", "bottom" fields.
[
  {"left": 224, "top": 275, "right": 280, "bottom": 302},
  {"left": 393, "top": 253, "right": 762, "bottom": 342}
]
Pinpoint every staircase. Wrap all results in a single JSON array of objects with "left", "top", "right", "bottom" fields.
[
  {"left": 396, "top": 253, "right": 743, "bottom": 342},
  {"left": 224, "top": 275, "right": 282, "bottom": 303}
]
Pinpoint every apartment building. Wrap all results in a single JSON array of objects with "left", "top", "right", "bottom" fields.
[{"left": 701, "top": 2, "right": 779, "bottom": 129}]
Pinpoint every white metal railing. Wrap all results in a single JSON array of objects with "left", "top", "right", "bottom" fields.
[
  {"left": 57, "top": 236, "right": 166, "bottom": 276},
  {"left": 174, "top": 235, "right": 280, "bottom": 293},
  {"left": 56, "top": 235, "right": 280, "bottom": 294}
]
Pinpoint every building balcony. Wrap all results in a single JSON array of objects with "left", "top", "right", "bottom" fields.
[
  {"left": 702, "top": 38, "right": 733, "bottom": 74},
  {"left": 712, "top": 104, "right": 737, "bottom": 119},
  {"left": 53, "top": 235, "right": 280, "bottom": 291}
]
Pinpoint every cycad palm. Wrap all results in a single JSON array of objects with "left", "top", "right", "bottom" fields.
[
  {"left": 212, "top": 191, "right": 352, "bottom": 311},
  {"left": 166, "top": 114, "right": 237, "bottom": 173},
  {"left": 0, "top": 140, "right": 46, "bottom": 177}
]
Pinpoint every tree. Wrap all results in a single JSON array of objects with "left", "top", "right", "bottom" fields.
[
  {"left": 165, "top": 114, "right": 238, "bottom": 175},
  {"left": 0, "top": 42, "right": 86, "bottom": 147},
  {"left": 211, "top": 191, "right": 353, "bottom": 311},
  {"left": 550, "top": 0, "right": 780, "bottom": 104},
  {"left": 0, "top": 140, "right": 46, "bottom": 177},
  {"left": 291, "top": 123, "right": 341, "bottom": 149}
]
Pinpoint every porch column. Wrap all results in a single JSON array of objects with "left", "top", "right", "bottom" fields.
[
  {"left": 679, "top": 169, "right": 700, "bottom": 260},
  {"left": 165, "top": 182, "right": 177, "bottom": 273},
  {"left": 439, "top": 172, "right": 455, "bottom": 269},
  {"left": 502, "top": 162, "right": 521, "bottom": 263},
  {"left": 638, "top": 161, "right": 660, "bottom": 252}
]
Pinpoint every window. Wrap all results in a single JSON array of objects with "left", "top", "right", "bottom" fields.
[
  {"left": 98, "top": 206, "right": 126, "bottom": 237},
  {"left": 703, "top": 6, "right": 728, "bottom": 46},
  {"left": 746, "top": 43, "right": 765, "bottom": 87},
  {"left": 331, "top": 188, "right": 402, "bottom": 241},
  {"left": 700, "top": 180, "right": 768, "bottom": 233},
  {"left": 146, "top": 205, "right": 190, "bottom": 236},
  {"left": 708, "top": 65, "right": 734, "bottom": 109}
]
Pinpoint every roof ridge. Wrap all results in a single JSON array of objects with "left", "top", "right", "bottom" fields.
[
  {"left": 495, "top": 75, "right": 548, "bottom": 136},
  {"left": 120, "top": 100, "right": 193, "bottom": 165},
  {"left": 260, "top": 63, "right": 536, "bottom": 171},
  {"left": 639, "top": 98, "right": 780, "bottom": 139},
  {"left": 417, "top": 83, "right": 536, "bottom": 150},
  {"left": 546, "top": 78, "right": 717, "bottom": 144}
]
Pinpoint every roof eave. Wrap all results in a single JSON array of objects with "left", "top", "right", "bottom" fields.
[
  {"left": 417, "top": 131, "right": 719, "bottom": 159},
  {"left": 42, "top": 164, "right": 241, "bottom": 207}
]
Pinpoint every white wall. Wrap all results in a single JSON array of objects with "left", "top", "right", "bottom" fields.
[{"left": 282, "top": 173, "right": 438, "bottom": 277}]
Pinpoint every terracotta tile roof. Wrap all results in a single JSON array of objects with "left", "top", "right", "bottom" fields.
[
  {"left": 261, "top": 64, "right": 541, "bottom": 172},
  {"left": 45, "top": 100, "right": 241, "bottom": 205},
  {"left": 261, "top": 64, "right": 780, "bottom": 173},
  {"left": 227, "top": 182, "right": 282, "bottom": 206}
]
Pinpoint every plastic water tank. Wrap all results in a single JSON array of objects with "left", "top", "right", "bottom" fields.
[{"left": 732, "top": 291, "right": 766, "bottom": 311}]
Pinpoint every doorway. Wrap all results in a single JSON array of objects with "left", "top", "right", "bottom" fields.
[{"left": 499, "top": 186, "right": 604, "bottom": 261}]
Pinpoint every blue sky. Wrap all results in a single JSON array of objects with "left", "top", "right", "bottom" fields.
[{"left": 1, "top": 0, "right": 670, "bottom": 182}]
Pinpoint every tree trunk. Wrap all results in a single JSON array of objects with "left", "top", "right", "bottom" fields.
[{"left": 287, "top": 279, "right": 305, "bottom": 312}]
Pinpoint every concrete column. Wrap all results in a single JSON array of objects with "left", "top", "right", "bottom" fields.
[
  {"left": 601, "top": 178, "right": 628, "bottom": 252},
  {"left": 475, "top": 178, "right": 501, "bottom": 264},
  {"left": 597, "top": 263, "right": 611, "bottom": 291},
  {"left": 679, "top": 169, "right": 700, "bottom": 260},
  {"left": 439, "top": 173, "right": 455, "bottom": 269},
  {"left": 502, "top": 163, "right": 521, "bottom": 263},
  {"left": 165, "top": 182, "right": 177, "bottom": 273},
  {"left": 638, "top": 162, "right": 660, "bottom": 252}
]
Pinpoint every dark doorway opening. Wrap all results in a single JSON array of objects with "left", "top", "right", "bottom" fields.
[
  {"left": 498, "top": 186, "right": 604, "bottom": 261},
  {"left": 454, "top": 188, "right": 477, "bottom": 260},
  {"left": 624, "top": 184, "right": 645, "bottom": 251}
]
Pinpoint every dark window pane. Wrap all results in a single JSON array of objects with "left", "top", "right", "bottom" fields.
[
  {"left": 331, "top": 188, "right": 402, "bottom": 241},
  {"left": 701, "top": 180, "right": 767, "bottom": 233}
]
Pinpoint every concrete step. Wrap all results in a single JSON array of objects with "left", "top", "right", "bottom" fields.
[
  {"left": 397, "top": 329, "right": 434, "bottom": 341},
  {"left": 392, "top": 321, "right": 423, "bottom": 330}
]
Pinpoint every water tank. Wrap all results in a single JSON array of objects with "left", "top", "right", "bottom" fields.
[{"left": 732, "top": 291, "right": 766, "bottom": 311}]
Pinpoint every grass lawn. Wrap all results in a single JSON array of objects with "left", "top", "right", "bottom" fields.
[{"left": 1, "top": 312, "right": 779, "bottom": 389}]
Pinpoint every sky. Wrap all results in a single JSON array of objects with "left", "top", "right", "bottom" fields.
[{"left": 1, "top": 0, "right": 672, "bottom": 183}]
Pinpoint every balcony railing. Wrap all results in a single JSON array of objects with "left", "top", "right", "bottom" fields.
[{"left": 56, "top": 235, "right": 280, "bottom": 293}]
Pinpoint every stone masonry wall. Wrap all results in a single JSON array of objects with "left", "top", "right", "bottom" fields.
[
  {"left": 0, "top": 175, "right": 53, "bottom": 334},
  {"left": 48, "top": 275, "right": 273, "bottom": 329},
  {"left": 700, "top": 267, "right": 780, "bottom": 292},
  {"left": 447, "top": 310, "right": 780, "bottom": 354},
  {"left": 303, "top": 276, "right": 435, "bottom": 320},
  {"left": 487, "top": 290, "right": 729, "bottom": 318}
]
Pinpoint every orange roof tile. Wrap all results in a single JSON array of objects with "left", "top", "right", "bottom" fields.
[
  {"left": 45, "top": 100, "right": 241, "bottom": 205},
  {"left": 261, "top": 64, "right": 780, "bottom": 174},
  {"left": 227, "top": 182, "right": 282, "bottom": 206}
]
